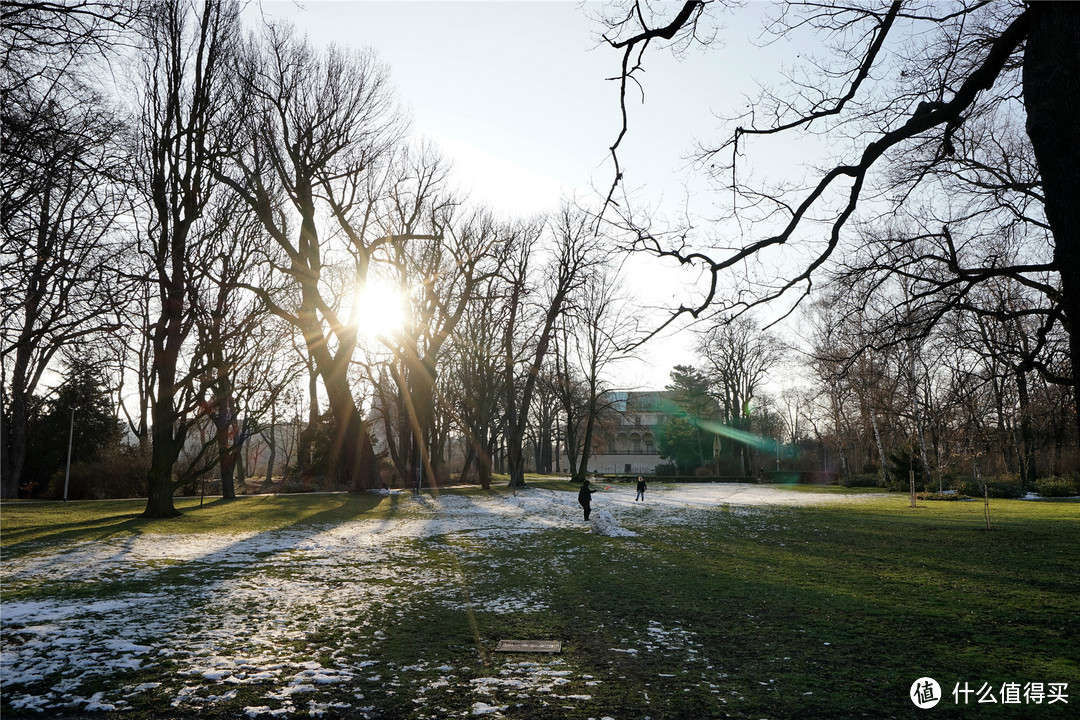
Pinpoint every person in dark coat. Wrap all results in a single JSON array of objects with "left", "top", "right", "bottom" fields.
[
  {"left": 578, "top": 479, "right": 597, "bottom": 521},
  {"left": 635, "top": 476, "right": 647, "bottom": 501}
]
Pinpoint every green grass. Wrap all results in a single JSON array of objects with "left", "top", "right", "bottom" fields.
[
  {"left": 2, "top": 486, "right": 1077, "bottom": 719},
  {"left": 763, "top": 482, "right": 886, "bottom": 494},
  {"left": 0, "top": 493, "right": 391, "bottom": 551}
]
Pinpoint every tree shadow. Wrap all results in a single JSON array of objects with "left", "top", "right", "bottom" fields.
[{"left": 0, "top": 486, "right": 598, "bottom": 713}]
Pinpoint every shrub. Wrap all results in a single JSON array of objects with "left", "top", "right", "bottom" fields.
[
  {"left": 765, "top": 470, "right": 801, "bottom": 484},
  {"left": 798, "top": 470, "right": 837, "bottom": 485},
  {"left": 654, "top": 463, "right": 677, "bottom": 477},
  {"left": 885, "top": 444, "right": 930, "bottom": 491},
  {"left": 280, "top": 477, "right": 316, "bottom": 494},
  {"left": 844, "top": 474, "right": 880, "bottom": 488},
  {"left": 1034, "top": 475, "right": 1080, "bottom": 498},
  {"left": 918, "top": 491, "right": 971, "bottom": 501},
  {"left": 44, "top": 445, "right": 150, "bottom": 500},
  {"left": 952, "top": 474, "right": 1024, "bottom": 499}
]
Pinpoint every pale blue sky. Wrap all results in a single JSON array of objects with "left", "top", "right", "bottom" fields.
[
  {"left": 249, "top": 1, "right": 810, "bottom": 388},
  {"left": 249, "top": 2, "right": 811, "bottom": 214}
]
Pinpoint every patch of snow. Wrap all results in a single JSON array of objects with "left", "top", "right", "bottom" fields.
[
  {"left": 1, "top": 483, "right": 877, "bottom": 715},
  {"left": 202, "top": 670, "right": 231, "bottom": 681},
  {"left": 83, "top": 692, "right": 116, "bottom": 711},
  {"left": 442, "top": 590, "right": 548, "bottom": 614},
  {"left": 589, "top": 510, "right": 637, "bottom": 537},
  {"left": 471, "top": 700, "right": 508, "bottom": 715}
]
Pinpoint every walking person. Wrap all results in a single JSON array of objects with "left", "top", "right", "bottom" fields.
[
  {"left": 635, "top": 476, "right": 647, "bottom": 502},
  {"left": 412, "top": 466, "right": 421, "bottom": 497},
  {"left": 578, "top": 479, "right": 597, "bottom": 521}
]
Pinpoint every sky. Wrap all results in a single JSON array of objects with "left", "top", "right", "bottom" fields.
[{"left": 247, "top": 1, "right": 808, "bottom": 390}]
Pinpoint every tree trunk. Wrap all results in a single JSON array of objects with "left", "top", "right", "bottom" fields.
[
  {"left": 495, "top": 436, "right": 504, "bottom": 475},
  {"left": 537, "top": 424, "right": 552, "bottom": 474},
  {"left": 1016, "top": 370, "right": 1037, "bottom": 490},
  {"left": 298, "top": 361, "right": 318, "bottom": 474},
  {"left": 1024, "top": 2, "right": 1080, "bottom": 440},
  {"left": 507, "top": 433, "right": 527, "bottom": 488},
  {"left": 264, "top": 399, "right": 277, "bottom": 486},
  {"left": 411, "top": 356, "right": 437, "bottom": 482},
  {"left": 461, "top": 446, "right": 475, "bottom": 482},
  {"left": 554, "top": 416, "right": 561, "bottom": 474},
  {"left": 215, "top": 382, "right": 238, "bottom": 500},
  {"left": 2, "top": 269, "right": 47, "bottom": 499},
  {"left": 478, "top": 438, "right": 495, "bottom": 490},
  {"left": 219, "top": 446, "right": 237, "bottom": 498},
  {"left": 322, "top": 370, "right": 378, "bottom": 491},
  {"left": 870, "top": 411, "right": 890, "bottom": 485},
  {"left": 2, "top": 357, "right": 31, "bottom": 499},
  {"left": 145, "top": 402, "right": 182, "bottom": 518},
  {"left": 378, "top": 368, "right": 407, "bottom": 482},
  {"left": 564, "top": 416, "right": 582, "bottom": 481},
  {"left": 144, "top": 280, "right": 185, "bottom": 518},
  {"left": 574, "top": 395, "right": 600, "bottom": 483},
  {"left": 235, "top": 441, "right": 245, "bottom": 489}
]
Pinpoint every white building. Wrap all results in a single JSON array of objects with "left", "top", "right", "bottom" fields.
[{"left": 586, "top": 391, "right": 674, "bottom": 475}]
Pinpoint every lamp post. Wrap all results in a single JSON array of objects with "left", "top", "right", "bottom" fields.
[{"left": 63, "top": 408, "right": 74, "bottom": 501}]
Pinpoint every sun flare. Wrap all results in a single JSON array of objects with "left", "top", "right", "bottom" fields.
[{"left": 353, "top": 281, "right": 408, "bottom": 341}]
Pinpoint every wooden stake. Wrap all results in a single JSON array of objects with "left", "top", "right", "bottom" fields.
[{"left": 975, "top": 461, "right": 989, "bottom": 531}]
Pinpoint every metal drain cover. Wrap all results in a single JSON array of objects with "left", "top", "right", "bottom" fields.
[{"left": 494, "top": 640, "right": 562, "bottom": 653}]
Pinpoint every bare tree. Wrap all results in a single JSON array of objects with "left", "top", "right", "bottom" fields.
[
  {"left": 1, "top": 77, "right": 132, "bottom": 498},
  {"left": 555, "top": 260, "right": 636, "bottom": 482},
  {"left": 444, "top": 269, "right": 508, "bottom": 490},
  {"left": 527, "top": 365, "right": 562, "bottom": 474},
  {"left": 695, "top": 316, "right": 786, "bottom": 475},
  {"left": 374, "top": 155, "right": 494, "bottom": 488},
  {"left": 113, "top": 281, "right": 154, "bottom": 451},
  {"left": 136, "top": 0, "right": 239, "bottom": 517},
  {"left": 501, "top": 206, "right": 599, "bottom": 488},
  {"left": 553, "top": 331, "right": 588, "bottom": 478},
  {"left": 601, "top": 1, "right": 1079, "bottom": 435},
  {"left": 188, "top": 200, "right": 279, "bottom": 499},
  {"left": 1, "top": 0, "right": 140, "bottom": 499},
  {"left": 218, "top": 24, "right": 424, "bottom": 490},
  {"left": 1, "top": 1, "right": 135, "bottom": 69}
]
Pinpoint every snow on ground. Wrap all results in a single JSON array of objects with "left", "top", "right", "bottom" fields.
[
  {"left": 589, "top": 510, "right": 636, "bottom": 537},
  {"left": 1, "top": 483, "right": 881, "bottom": 715}
]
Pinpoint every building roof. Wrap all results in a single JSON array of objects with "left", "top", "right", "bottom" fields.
[{"left": 604, "top": 390, "right": 677, "bottom": 413}]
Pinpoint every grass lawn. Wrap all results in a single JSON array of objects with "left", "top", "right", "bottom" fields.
[{"left": 1, "top": 484, "right": 1077, "bottom": 719}]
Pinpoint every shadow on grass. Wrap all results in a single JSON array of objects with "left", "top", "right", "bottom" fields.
[
  {"left": 1, "top": 511, "right": 152, "bottom": 556},
  {"left": 0, "top": 494, "right": 377, "bottom": 554},
  {"left": 4, "top": 487, "right": 1076, "bottom": 719},
  {"left": 0, "top": 493, "right": 390, "bottom": 586},
  {"left": 531, "top": 502, "right": 1080, "bottom": 719}
]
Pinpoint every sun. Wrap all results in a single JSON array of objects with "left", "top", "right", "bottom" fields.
[{"left": 352, "top": 280, "right": 408, "bottom": 341}]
